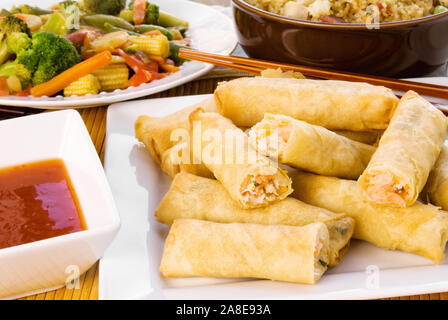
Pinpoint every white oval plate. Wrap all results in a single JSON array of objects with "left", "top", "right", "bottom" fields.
[{"left": 0, "top": 0, "right": 237, "bottom": 109}]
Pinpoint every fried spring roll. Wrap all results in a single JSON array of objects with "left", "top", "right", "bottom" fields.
[
  {"left": 425, "top": 145, "right": 448, "bottom": 210},
  {"left": 160, "top": 219, "right": 330, "bottom": 284},
  {"left": 333, "top": 130, "right": 382, "bottom": 145},
  {"left": 160, "top": 142, "right": 213, "bottom": 179},
  {"left": 248, "top": 113, "right": 376, "bottom": 179},
  {"left": 291, "top": 171, "right": 448, "bottom": 263},
  {"left": 358, "top": 91, "right": 447, "bottom": 207},
  {"left": 135, "top": 97, "right": 217, "bottom": 164},
  {"left": 189, "top": 110, "right": 292, "bottom": 209},
  {"left": 214, "top": 77, "right": 398, "bottom": 130},
  {"left": 155, "top": 172, "right": 354, "bottom": 266}
]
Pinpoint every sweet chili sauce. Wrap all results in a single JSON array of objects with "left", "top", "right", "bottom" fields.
[{"left": 0, "top": 159, "right": 86, "bottom": 250}]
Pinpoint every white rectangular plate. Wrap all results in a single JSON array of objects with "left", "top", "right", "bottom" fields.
[{"left": 100, "top": 77, "right": 448, "bottom": 300}]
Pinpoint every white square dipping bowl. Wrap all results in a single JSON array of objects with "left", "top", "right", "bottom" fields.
[{"left": 0, "top": 110, "right": 120, "bottom": 299}]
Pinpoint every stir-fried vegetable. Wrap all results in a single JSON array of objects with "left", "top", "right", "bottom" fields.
[
  {"left": 0, "top": 0, "right": 190, "bottom": 97},
  {"left": 31, "top": 50, "right": 112, "bottom": 97}
]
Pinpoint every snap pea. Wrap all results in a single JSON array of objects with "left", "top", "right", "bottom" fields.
[
  {"left": 134, "top": 24, "right": 174, "bottom": 40},
  {"left": 159, "top": 10, "right": 189, "bottom": 28},
  {"left": 104, "top": 23, "right": 140, "bottom": 36},
  {"left": 169, "top": 42, "right": 189, "bottom": 64},
  {"left": 82, "top": 14, "right": 135, "bottom": 31},
  {"left": 434, "top": 5, "right": 448, "bottom": 14}
]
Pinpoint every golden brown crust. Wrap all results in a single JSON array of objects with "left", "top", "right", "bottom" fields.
[
  {"left": 291, "top": 171, "right": 448, "bottom": 263},
  {"left": 215, "top": 77, "right": 398, "bottom": 130},
  {"left": 155, "top": 172, "right": 354, "bottom": 266},
  {"left": 358, "top": 91, "right": 448, "bottom": 207},
  {"left": 160, "top": 219, "right": 330, "bottom": 284},
  {"left": 189, "top": 109, "right": 292, "bottom": 209}
]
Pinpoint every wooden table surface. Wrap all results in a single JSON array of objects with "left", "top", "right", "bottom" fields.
[{"left": 6, "top": 71, "right": 447, "bottom": 300}]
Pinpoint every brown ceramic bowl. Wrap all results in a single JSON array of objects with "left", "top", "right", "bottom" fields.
[{"left": 232, "top": 0, "right": 448, "bottom": 77}]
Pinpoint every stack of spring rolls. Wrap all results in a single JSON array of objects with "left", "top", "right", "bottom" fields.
[{"left": 135, "top": 76, "right": 448, "bottom": 286}]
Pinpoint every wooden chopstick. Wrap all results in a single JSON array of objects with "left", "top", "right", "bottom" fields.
[{"left": 179, "top": 48, "right": 448, "bottom": 101}]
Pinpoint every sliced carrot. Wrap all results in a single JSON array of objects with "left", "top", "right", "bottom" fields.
[
  {"left": 31, "top": 50, "right": 112, "bottom": 97},
  {"left": 133, "top": 0, "right": 146, "bottom": 25},
  {"left": 128, "top": 69, "right": 152, "bottom": 87},
  {"left": 0, "top": 77, "right": 9, "bottom": 96},
  {"left": 160, "top": 63, "right": 180, "bottom": 73},
  {"left": 148, "top": 55, "right": 165, "bottom": 65}
]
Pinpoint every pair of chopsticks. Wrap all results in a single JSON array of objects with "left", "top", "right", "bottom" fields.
[
  {"left": 0, "top": 106, "right": 41, "bottom": 120},
  {"left": 179, "top": 48, "right": 448, "bottom": 113}
]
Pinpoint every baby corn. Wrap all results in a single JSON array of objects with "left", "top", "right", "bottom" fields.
[
  {"left": 93, "top": 63, "right": 129, "bottom": 91},
  {"left": 128, "top": 35, "right": 170, "bottom": 58},
  {"left": 64, "top": 74, "right": 101, "bottom": 97}
]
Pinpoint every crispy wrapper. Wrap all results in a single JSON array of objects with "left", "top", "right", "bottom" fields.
[
  {"left": 160, "top": 219, "right": 330, "bottom": 284},
  {"left": 134, "top": 97, "right": 217, "bottom": 165},
  {"left": 333, "top": 130, "right": 382, "bottom": 145},
  {"left": 160, "top": 142, "right": 213, "bottom": 179},
  {"left": 358, "top": 91, "right": 447, "bottom": 207},
  {"left": 249, "top": 113, "right": 376, "bottom": 179},
  {"left": 426, "top": 145, "right": 448, "bottom": 210},
  {"left": 189, "top": 110, "right": 292, "bottom": 209},
  {"left": 155, "top": 172, "right": 354, "bottom": 266},
  {"left": 214, "top": 77, "right": 398, "bottom": 130},
  {"left": 291, "top": 171, "right": 448, "bottom": 264}
]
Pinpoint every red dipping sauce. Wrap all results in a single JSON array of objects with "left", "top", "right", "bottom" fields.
[{"left": 0, "top": 159, "right": 86, "bottom": 250}]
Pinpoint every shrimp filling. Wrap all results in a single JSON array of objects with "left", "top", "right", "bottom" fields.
[
  {"left": 251, "top": 120, "right": 292, "bottom": 158},
  {"left": 365, "top": 173, "right": 408, "bottom": 207},
  {"left": 240, "top": 174, "right": 289, "bottom": 205}
]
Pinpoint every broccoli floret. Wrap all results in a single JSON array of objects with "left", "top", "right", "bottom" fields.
[
  {"left": 81, "top": 0, "right": 126, "bottom": 15},
  {"left": 0, "top": 15, "right": 31, "bottom": 36},
  {"left": 6, "top": 32, "right": 31, "bottom": 54},
  {"left": 17, "top": 32, "right": 80, "bottom": 86},
  {"left": 129, "top": 1, "right": 160, "bottom": 25},
  {"left": 0, "top": 61, "right": 32, "bottom": 88},
  {"left": 58, "top": 1, "right": 81, "bottom": 31}
]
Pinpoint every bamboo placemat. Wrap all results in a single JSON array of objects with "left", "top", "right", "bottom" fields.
[{"left": 10, "top": 71, "right": 448, "bottom": 300}]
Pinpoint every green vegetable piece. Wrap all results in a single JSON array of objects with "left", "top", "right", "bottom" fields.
[
  {"left": 82, "top": 14, "right": 135, "bottom": 31},
  {"left": 17, "top": 32, "right": 80, "bottom": 86},
  {"left": 134, "top": 24, "right": 174, "bottom": 40},
  {"left": 103, "top": 23, "right": 140, "bottom": 35},
  {"left": 0, "top": 15, "right": 31, "bottom": 36},
  {"left": 0, "top": 9, "right": 11, "bottom": 17},
  {"left": 0, "top": 40, "right": 10, "bottom": 65},
  {"left": 40, "top": 12, "right": 68, "bottom": 35},
  {"left": 119, "top": 9, "right": 133, "bottom": 23},
  {"left": 168, "top": 41, "right": 189, "bottom": 64},
  {"left": 434, "top": 5, "right": 448, "bottom": 14},
  {"left": 81, "top": 0, "right": 126, "bottom": 15},
  {"left": 6, "top": 32, "right": 32, "bottom": 54},
  {"left": 11, "top": 5, "right": 54, "bottom": 16},
  {"left": 318, "top": 259, "right": 328, "bottom": 268},
  {"left": 159, "top": 10, "right": 188, "bottom": 28},
  {"left": 124, "top": 44, "right": 138, "bottom": 54},
  {"left": 0, "top": 61, "right": 31, "bottom": 88}
]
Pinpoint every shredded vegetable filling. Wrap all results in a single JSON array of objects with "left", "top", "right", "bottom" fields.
[
  {"left": 240, "top": 174, "right": 288, "bottom": 205},
  {"left": 253, "top": 120, "right": 292, "bottom": 158},
  {"left": 314, "top": 234, "right": 327, "bottom": 279}
]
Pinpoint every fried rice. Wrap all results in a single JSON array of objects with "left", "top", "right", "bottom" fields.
[{"left": 245, "top": 0, "right": 445, "bottom": 23}]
